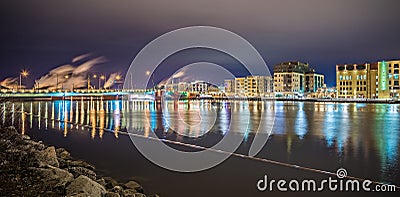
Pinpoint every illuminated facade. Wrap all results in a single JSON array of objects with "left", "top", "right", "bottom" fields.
[
  {"left": 336, "top": 60, "right": 399, "bottom": 99},
  {"left": 234, "top": 76, "right": 273, "bottom": 97},
  {"left": 305, "top": 73, "right": 325, "bottom": 93},
  {"left": 274, "top": 61, "right": 324, "bottom": 96},
  {"left": 386, "top": 60, "right": 400, "bottom": 98},
  {"left": 224, "top": 79, "right": 235, "bottom": 94}
]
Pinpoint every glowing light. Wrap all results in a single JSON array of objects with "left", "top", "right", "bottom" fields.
[
  {"left": 21, "top": 69, "right": 29, "bottom": 77},
  {"left": 379, "top": 61, "right": 388, "bottom": 91}
]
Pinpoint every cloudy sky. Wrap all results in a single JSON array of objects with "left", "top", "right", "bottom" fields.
[{"left": 1, "top": 0, "right": 399, "bottom": 87}]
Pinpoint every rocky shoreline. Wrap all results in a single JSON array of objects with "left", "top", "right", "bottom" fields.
[{"left": 0, "top": 126, "right": 157, "bottom": 197}]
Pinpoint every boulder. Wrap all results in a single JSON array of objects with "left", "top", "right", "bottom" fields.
[
  {"left": 124, "top": 180, "right": 144, "bottom": 193},
  {"left": 122, "top": 189, "right": 139, "bottom": 197},
  {"left": 104, "top": 177, "right": 119, "bottom": 190},
  {"left": 68, "top": 193, "right": 89, "bottom": 197},
  {"left": 105, "top": 191, "right": 121, "bottom": 197},
  {"left": 37, "top": 146, "right": 59, "bottom": 168},
  {"left": 68, "top": 160, "right": 95, "bottom": 170},
  {"left": 56, "top": 148, "right": 71, "bottom": 159},
  {"left": 33, "top": 167, "right": 73, "bottom": 188},
  {"left": 96, "top": 178, "right": 106, "bottom": 187},
  {"left": 67, "top": 166, "right": 97, "bottom": 180},
  {"left": 22, "top": 135, "right": 31, "bottom": 140},
  {"left": 66, "top": 175, "right": 106, "bottom": 196},
  {"left": 111, "top": 185, "right": 123, "bottom": 194}
]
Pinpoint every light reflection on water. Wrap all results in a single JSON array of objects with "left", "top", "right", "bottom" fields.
[{"left": 1, "top": 100, "right": 400, "bottom": 185}]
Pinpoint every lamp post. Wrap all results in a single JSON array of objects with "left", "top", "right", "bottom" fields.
[
  {"left": 19, "top": 69, "right": 29, "bottom": 90},
  {"left": 93, "top": 74, "right": 98, "bottom": 89},
  {"left": 56, "top": 74, "right": 59, "bottom": 91},
  {"left": 115, "top": 75, "right": 122, "bottom": 90},
  {"left": 64, "top": 75, "right": 69, "bottom": 91},
  {"left": 100, "top": 75, "right": 106, "bottom": 89}
]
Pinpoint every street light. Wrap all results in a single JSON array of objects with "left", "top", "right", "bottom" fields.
[
  {"left": 92, "top": 74, "right": 97, "bottom": 89},
  {"left": 100, "top": 75, "right": 106, "bottom": 89},
  {"left": 19, "top": 69, "right": 29, "bottom": 90},
  {"left": 64, "top": 75, "right": 72, "bottom": 91},
  {"left": 115, "top": 75, "right": 122, "bottom": 90}
]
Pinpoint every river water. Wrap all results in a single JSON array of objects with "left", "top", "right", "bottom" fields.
[{"left": 1, "top": 99, "right": 399, "bottom": 196}]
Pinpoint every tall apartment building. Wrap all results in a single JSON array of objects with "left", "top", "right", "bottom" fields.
[
  {"left": 189, "top": 81, "right": 208, "bottom": 93},
  {"left": 305, "top": 73, "right": 325, "bottom": 92},
  {"left": 336, "top": 60, "right": 399, "bottom": 99},
  {"left": 224, "top": 79, "right": 235, "bottom": 94},
  {"left": 274, "top": 61, "right": 324, "bottom": 96},
  {"left": 387, "top": 60, "right": 400, "bottom": 98},
  {"left": 233, "top": 76, "right": 273, "bottom": 97}
]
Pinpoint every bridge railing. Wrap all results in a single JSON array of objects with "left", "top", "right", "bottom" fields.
[{"left": 0, "top": 88, "right": 151, "bottom": 94}]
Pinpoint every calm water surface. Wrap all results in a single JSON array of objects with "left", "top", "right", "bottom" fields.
[{"left": 1, "top": 99, "right": 399, "bottom": 196}]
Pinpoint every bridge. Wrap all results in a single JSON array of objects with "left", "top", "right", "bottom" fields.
[{"left": 0, "top": 89, "right": 155, "bottom": 101}]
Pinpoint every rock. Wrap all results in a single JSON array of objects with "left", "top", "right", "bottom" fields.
[
  {"left": 22, "top": 135, "right": 30, "bottom": 140},
  {"left": 67, "top": 166, "right": 97, "bottom": 180},
  {"left": 112, "top": 185, "right": 123, "bottom": 194},
  {"left": 122, "top": 189, "right": 139, "bottom": 197},
  {"left": 68, "top": 160, "right": 95, "bottom": 170},
  {"left": 124, "top": 180, "right": 144, "bottom": 193},
  {"left": 57, "top": 158, "right": 69, "bottom": 168},
  {"left": 66, "top": 175, "right": 106, "bottom": 196},
  {"left": 96, "top": 178, "right": 106, "bottom": 187},
  {"left": 105, "top": 191, "right": 121, "bottom": 197},
  {"left": 56, "top": 148, "right": 71, "bottom": 159},
  {"left": 68, "top": 193, "right": 89, "bottom": 197},
  {"left": 37, "top": 146, "right": 59, "bottom": 168},
  {"left": 25, "top": 140, "right": 45, "bottom": 150},
  {"left": 104, "top": 177, "right": 119, "bottom": 190},
  {"left": 33, "top": 167, "right": 74, "bottom": 188}
]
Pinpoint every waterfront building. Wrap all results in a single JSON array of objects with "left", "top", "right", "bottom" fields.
[
  {"left": 224, "top": 79, "right": 235, "bottom": 94},
  {"left": 234, "top": 76, "right": 273, "bottom": 97},
  {"left": 189, "top": 81, "right": 208, "bottom": 93},
  {"left": 274, "top": 61, "right": 324, "bottom": 97},
  {"left": 305, "top": 73, "right": 325, "bottom": 93},
  {"left": 307, "top": 86, "right": 336, "bottom": 98},
  {"left": 386, "top": 60, "right": 400, "bottom": 98},
  {"left": 336, "top": 60, "right": 399, "bottom": 99}
]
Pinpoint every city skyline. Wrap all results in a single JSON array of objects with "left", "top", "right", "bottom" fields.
[{"left": 1, "top": 0, "right": 400, "bottom": 87}]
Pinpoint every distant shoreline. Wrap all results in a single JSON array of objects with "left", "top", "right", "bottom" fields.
[
  {"left": 184, "top": 97, "right": 400, "bottom": 104},
  {"left": 1, "top": 94, "right": 399, "bottom": 104}
]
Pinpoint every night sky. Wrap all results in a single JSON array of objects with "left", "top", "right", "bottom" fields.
[{"left": 1, "top": 0, "right": 400, "bottom": 87}]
